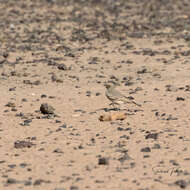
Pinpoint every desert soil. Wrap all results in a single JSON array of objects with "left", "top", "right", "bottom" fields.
[{"left": 1, "top": 0, "right": 190, "bottom": 190}]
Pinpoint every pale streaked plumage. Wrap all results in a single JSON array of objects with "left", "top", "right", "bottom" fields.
[{"left": 105, "top": 83, "right": 141, "bottom": 107}]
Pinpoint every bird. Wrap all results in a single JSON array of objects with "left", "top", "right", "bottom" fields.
[{"left": 104, "top": 83, "right": 141, "bottom": 108}]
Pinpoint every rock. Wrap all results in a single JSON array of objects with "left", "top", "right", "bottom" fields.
[
  {"left": 5, "top": 102, "right": 16, "bottom": 107},
  {"left": 70, "top": 186, "right": 79, "bottom": 190},
  {"left": 141, "top": 147, "right": 151, "bottom": 152},
  {"left": 137, "top": 68, "right": 148, "bottom": 74},
  {"left": 176, "top": 97, "right": 185, "bottom": 101},
  {"left": 98, "top": 157, "right": 109, "bottom": 165},
  {"left": 145, "top": 133, "right": 158, "bottom": 140},
  {"left": 40, "top": 103, "right": 55, "bottom": 114},
  {"left": 175, "top": 180, "right": 188, "bottom": 189},
  {"left": 33, "top": 179, "right": 43, "bottom": 186},
  {"left": 9, "top": 87, "right": 16, "bottom": 91},
  {"left": 6, "top": 178, "right": 19, "bottom": 184},
  {"left": 118, "top": 153, "right": 132, "bottom": 163},
  {"left": 14, "top": 140, "right": 35, "bottom": 149},
  {"left": 152, "top": 144, "right": 161, "bottom": 149},
  {"left": 57, "top": 63, "right": 68, "bottom": 70}
]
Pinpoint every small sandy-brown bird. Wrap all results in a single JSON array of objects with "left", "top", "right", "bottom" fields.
[{"left": 105, "top": 83, "right": 141, "bottom": 107}]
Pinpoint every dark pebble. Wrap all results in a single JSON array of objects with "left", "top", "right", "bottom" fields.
[
  {"left": 175, "top": 180, "right": 187, "bottom": 189},
  {"left": 118, "top": 153, "right": 132, "bottom": 163},
  {"left": 152, "top": 144, "right": 161, "bottom": 149},
  {"left": 8, "top": 164, "right": 16, "bottom": 168},
  {"left": 15, "top": 112, "right": 24, "bottom": 117},
  {"left": 24, "top": 180, "right": 32, "bottom": 186},
  {"left": 145, "top": 133, "right": 158, "bottom": 140},
  {"left": 53, "top": 148, "right": 64, "bottom": 153},
  {"left": 59, "top": 124, "right": 67, "bottom": 128},
  {"left": 57, "top": 63, "right": 68, "bottom": 70},
  {"left": 86, "top": 91, "right": 91, "bottom": 97},
  {"left": 41, "top": 94, "right": 47, "bottom": 98},
  {"left": 96, "top": 92, "right": 101, "bottom": 96},
  {"left": 24, "top": 119, "right": 32, "bottom": 124},
  {"left": 11, "top": 107, "right": 17, "bottom": 112},
  {"left": 49, "top": 96, "right": 56, "bottom": 99},
  {"left": 141, "top": 147, "right": 151, "bottom": 152},
  {"left": 176, "top": 97, "right": 185, "bottom": 101},
  {"left": 98, "top": 157, "right": 109, "bottom": 165},
  {"left": 70, "top": 186, "right": 79, "bottom": 190},
  {"left": 40, "top": 103, "right": 55, "bottom": 114},
  {"left": 14, "top": 140, "right": 35, "bottom": 149},
  {"left": 22, "top": 98, "right": 28, "bottom": 102},
  {"left": 20, "top": 163, "right": 27, "bottom": 168},
  {"left": 5, "top": 102, "right": 15, "bottom": 107},
  {"left": 137, "top": 68, "right": 147, "bottom": 74},
  {"left": 33, "top": 179, "right": 43, "bottom": 186},
  {"left": 9, "top": 87, "right": 16, "bottom": 91},
  {"left": 6, "top": 178, "right": 18, "bottom": 184}
]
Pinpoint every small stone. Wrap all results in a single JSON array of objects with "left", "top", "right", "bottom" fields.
[
  {"left": 145, "top": 133, "right": 158, "bottom": 140},
  {"left": 152, "top": 144, "right": 161, "bottom": 149},
  {"left": 176, "top": 97, "right": 185, "bottom": 101},
  {"left": 124, "top": 81, "right": 134, "bottom": 86},
  {"left": 33, "top": 80, "right": 41, "bottom": 85},
  {"left": 23, "top": 80, "right": 32, "bottom": 84},
  {"left": 53, "top": 148, "right": 64, "bottom": 153},
  {"left": 11, "top": 107, "right": 17, "bottom": 112},
  {"left": 20, "top": 163, "right": 27, "bottom": 168},
  {"left": 98, "top": 157, "right": 109, "bottom": 165},
  {"left": 15, "top": 112, "right": 24, "bottom": 117},
  {"left": 86, "top": 91, "right": 91, "bottom": 97},
  {"left": 141, "top": 147, "right": 151, "bottom": 152},
  {"left": 49, "top": 96, "right": 56, "bottom": 99},
  {"left": 57, "top": 64, "right": 68, "bottom": 70},
  {"left": 118, "top": 153, "right": 132, "bottom": 163},
  {"left": 14, "top": 140, "right": 35, "bottom": 149},
  {"left": 5, "top": 102, "right": 15, "bottom": 107},
  {"left": 2, "top": 52, "right": 9, "bottom": 58},
  {"left": 51, "top": 73, "right": 57, "bottom": 82},
  {"left": 55, "top": 120, "right": 61, "bottom": 123},
  {"left": 41, "top": 94, "right": 47, "bottom": 98},
  {"left": 137, "top": 68, "right": 147, "bottom": 74},
  {"left": 40, "top": 103, "right": 55, "bottom": 114},
  {"left": 9, "top": 87, "right": 16, "bottom": 91},
  {"left": 22, "top": 98, "right": 28, "bottom": 102},
  {"left": 6, "top": 178, "right": 18, "bottom": 184},
  {"left": 175, "top": 180, "right": 187, "bottom": 189},
  {"left": 70, "top": 186, "right": 78, "bottom": 190},
  {"left": 24, "top": 180, "right": 32, "bottom": 186},
  {"left": 20, "top": 119, "right": 32, "bottom": 126},
  {"left": 33, "top": 179, "right": 43, "bottom": 186},
  {"left": 8, "top": 164, "right": 16, "bottom": 168},
  {"left": 59, "top": 124, "right": 67, "bottom": 128}
]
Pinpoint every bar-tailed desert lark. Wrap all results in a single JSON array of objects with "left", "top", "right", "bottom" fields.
[{"left": 105, "top": 83, "right": 141, "bottom": 108}]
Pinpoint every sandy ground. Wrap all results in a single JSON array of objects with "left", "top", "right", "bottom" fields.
[{"left": 1, "top": 0, "right": 190, "bottom": 189}]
